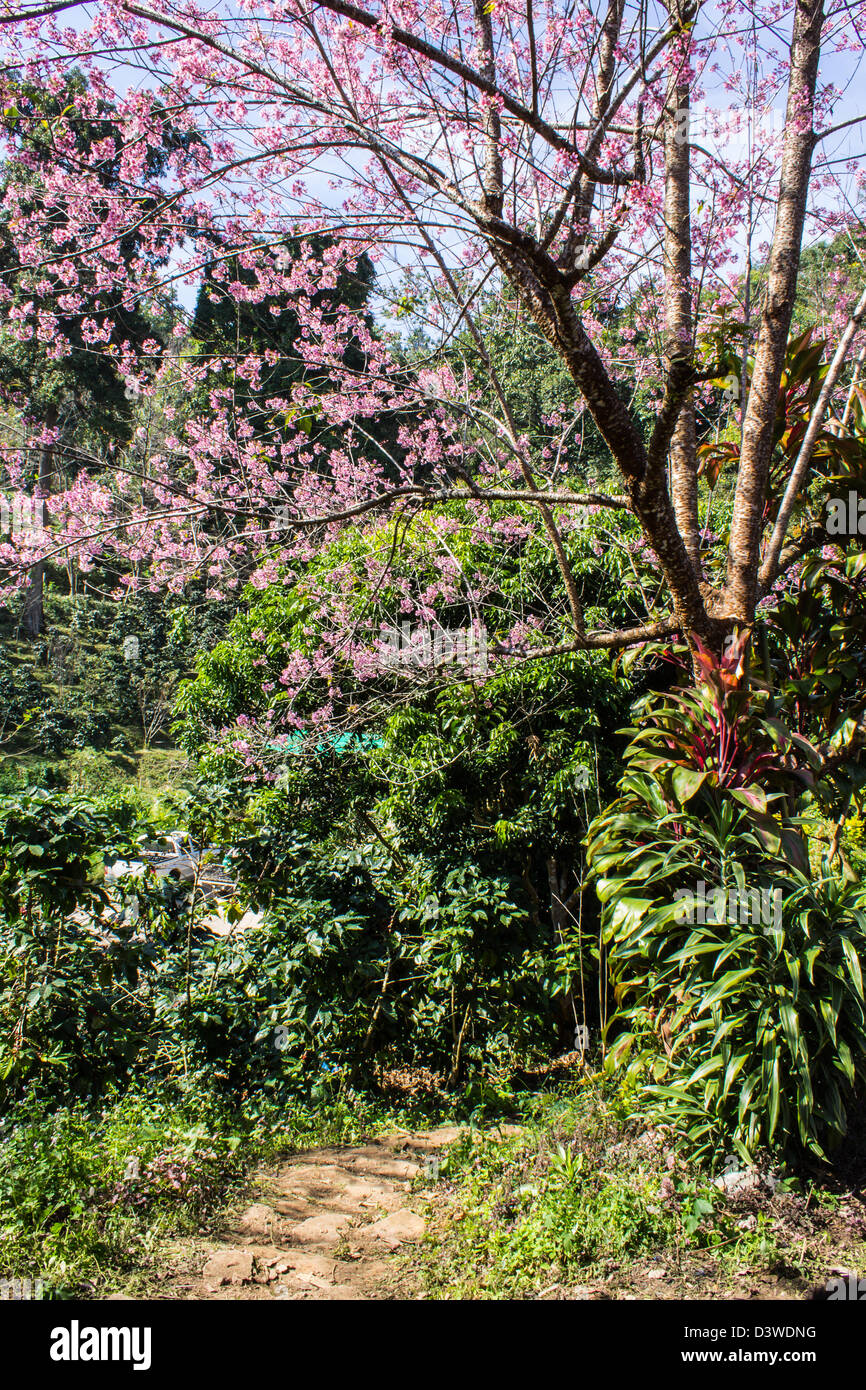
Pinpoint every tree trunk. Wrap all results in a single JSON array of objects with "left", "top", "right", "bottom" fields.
[
  {"left": 547, "top": 855, "right": 578, "bottom": 1048},
  {"left": 663, "top": 23, "right": 702, "bottom": 578},
  {"left": 725, "top": 0, "right": 824, "bottom": 621},
  {"left": 20, "top": 410, "right": 58, "bottom": 640}
]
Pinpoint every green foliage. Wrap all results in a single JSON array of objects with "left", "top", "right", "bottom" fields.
[
  {"left": 587, "top": 664, "right": 866, "bottom": 1161},
  {"left": 763, "top": 549, "right": 866, "bottom": 820},
  {"left": 0, "top": 1085, "right": 417, "bottom": 1295},
  {"left": 176, "top": 842, "right": 397, "bottom": 1096},
  {"left": 0, "top": 1093, "right": 244, "bottom": 1294},
  {"left": 1, "top": 275, "right": 865, "bottom": 1260},
  {"left": 0, "top": 788, "right": 156, "bottom": 1093},
  {"left": 174, "top": 503, "right": 642, "bottom": 756},
  {"left": 184, "top": 834, "right": 554, "bottom": 1089},
  {"left": 0, "top": 643, "right": 42, "bottom": 738},
  {"left": 419, "top": 1082, "right": 789, "bottom": 1298},
  {"left": 0, "top": 786, "right": 139, "bottom": 918},
  {"left": 177, "top": 617, "right": 635, "bottom": 1074},
  {"left": 170, "top": 519, "right": 641, "bottom": 1070},
  {"left": 0, "top": 779, "right": 555, "bottom": 1105},
  {"left": 0, "top": 584, "right": 233, "bottom": 756},
  {"left": 371, "top": 652, "right": 621, "bottom": 861}
]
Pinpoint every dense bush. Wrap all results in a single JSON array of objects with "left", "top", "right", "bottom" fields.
[
  {"left": 0, "top": 645, "right": 43, "bottom": 739},
  {"left": 165, "top": 837, "right": 552, "bottom": 1094},
  {"left": 0, "top": 782, "right": 556, "bottom": 1105},
  {"left": 0, "top": 788, "right": 159, "bottom": 1095},
  {"left": 587, "top": 651, "right": 866, "bottom": 1161}
]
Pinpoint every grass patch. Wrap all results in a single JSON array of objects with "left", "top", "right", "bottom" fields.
[
  {"left": 0, "top": 746, "right": 195, "bottom": 816},
  {"left": 419, "top": 1078, "right": 866, "bottom": 1300},
  {"left": 0, "top": 1083, "right": 457, "bottom": 1298}
]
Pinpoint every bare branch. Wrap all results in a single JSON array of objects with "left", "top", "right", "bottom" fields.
[{"left": 758, "top": 281, "right": 866, "bottom": 595}]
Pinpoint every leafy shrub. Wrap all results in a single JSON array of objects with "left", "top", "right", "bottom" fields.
[
  {"left": 0, "top": 646, "right": 43, "bottom": 739},
  {"left": 180, "top": 838, "right": 548, "bottom": 1093},
  {"left": 0, "top": 789, "right": 159, "bottom": 1097},
  {"left": 0, "top": 781, "right": 554, "bottom": 1103},
  {"left": 419, "top": 1083, "right": 773, "bottom": 1298},
  {"left": 587, "top": 650, "right": 866, "bottom": 1161},
  {"left": 0, "top": 1092, "right": 247, "bottom": 1294}
]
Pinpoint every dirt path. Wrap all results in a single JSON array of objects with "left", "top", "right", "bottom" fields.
[{"left": 135, "top": 1127, "right": 460, "bottom": 1301}]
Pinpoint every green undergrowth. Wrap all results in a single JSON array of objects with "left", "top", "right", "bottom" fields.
[
  {"left": 419, "top": 1078, "right": 866, "bottom": 1299},
  {"left": 0, "top": 1081, "right": 459, "bottom": 1298},
  {"left": 0, "top": 747, "right": 193, "bottom": 811}
]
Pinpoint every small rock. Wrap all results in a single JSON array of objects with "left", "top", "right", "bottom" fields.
[
  {"left": 202, "top": 1249, "right": 254, "bottom": 1287},
  {"left": 400, "top": 1126, "right": 462, "bottom": 1150},
  {"left": 361, "top": 1209, "right": 425, "bottom": 1247},
  {"left": 237, "top": 1203, "right": 280, "bottom": 1237},
  {"left": 270, "top": 1197, "right": 317, "bottom": 1220},
  {"left": 292, "top": 1271, "right": 335, "bottom": 1291},
  {"left": 281, "top": 1252, "right": 339, "bottom": 1280},
  {"left": 289, "top": 1213, "right": 350, "bottom": 1245},
  {"left": 714, "top": 1168, "right": 777, "bottom": 1198},
  {"left": 346, "top": 1154, "right": 420, "bottom": 1179}
]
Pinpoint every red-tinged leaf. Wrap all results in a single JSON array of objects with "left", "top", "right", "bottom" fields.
[
  {"left": 730, "top": 785, "right": 767, "bottom": 814},
  {"left": 671, "top": 767, "right": 708, "bottom": 804}
]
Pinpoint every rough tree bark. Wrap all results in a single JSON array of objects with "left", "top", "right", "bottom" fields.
[
  {"left": 725, "top": 0, "right": 825, "bottom": 624},
  {"left": 20, "top": 406, "right": 57, "bottom": 639}
]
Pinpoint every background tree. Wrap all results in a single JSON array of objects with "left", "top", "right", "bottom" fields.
[
  {"left": 0, "top": 70, "right": 200, "bottom": 633},
  {"left": 0, "top": 1, "right": 862, "bottom": 696}
]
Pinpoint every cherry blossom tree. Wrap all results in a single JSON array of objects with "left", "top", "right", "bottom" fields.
[{"left": 0, "top": 0, "right": 864, "bottom": 708}]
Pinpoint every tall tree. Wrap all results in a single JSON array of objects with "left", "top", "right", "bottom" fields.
[
  {"left": 0, "top": 0, "right": 863, "bottom": 693},
  {"left": 0, "top": 70, "right": 197, "bottom": 631}
]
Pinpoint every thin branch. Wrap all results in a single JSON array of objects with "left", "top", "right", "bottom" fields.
[{"left": 758, "top": 281, "right": 866, "bottom": 595}]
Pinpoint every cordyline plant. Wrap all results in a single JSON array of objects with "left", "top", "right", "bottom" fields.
[
  {"left": 586, "top": 642, "right": 866, "bottom": 1160},
  {"left": 0, "top": 0, "right": 864, "bottom": 728},
  {"left": 601, "top": 631, "right": 814, "bottom": 858}
]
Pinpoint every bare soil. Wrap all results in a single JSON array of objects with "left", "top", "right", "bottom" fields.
[{"left": 120, "top": 1127, "right": 460, "bottom": 1301}]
